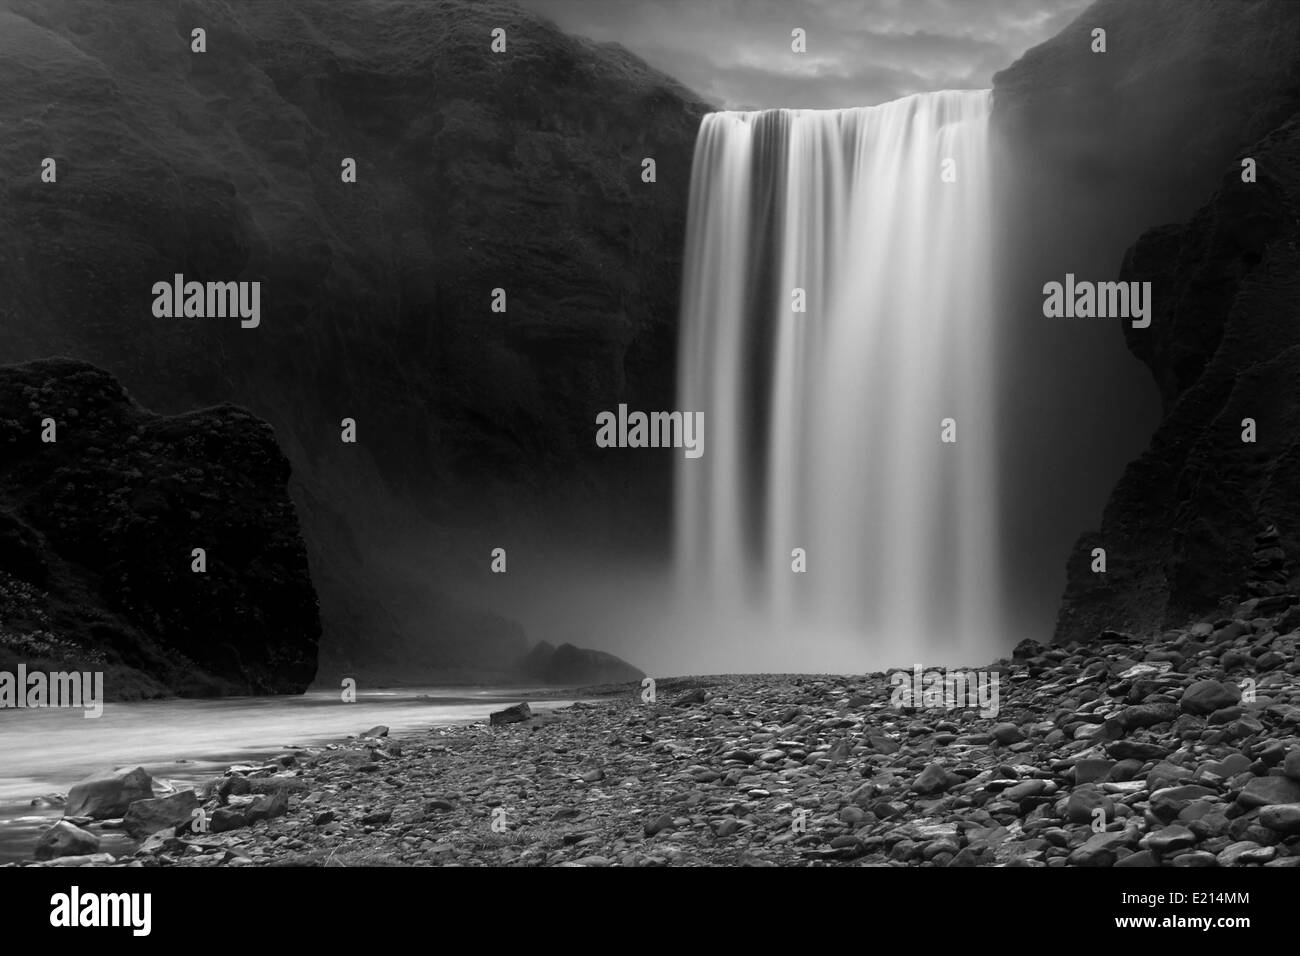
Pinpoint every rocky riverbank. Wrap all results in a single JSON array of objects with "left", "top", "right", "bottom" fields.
[{"left": 11, "top": 592, "right": 1300, "bottom": 867}]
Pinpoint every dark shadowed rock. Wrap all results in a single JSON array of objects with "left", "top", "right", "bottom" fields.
[
  {"left": 0, "top": 360, "right": 320, "bottom": 697},
  {"left": 1055, "top": 112, "right": 1300, "bottom": 642},
  {"left": 992, "top": 0, "right": 1300, "bottom": 643},
  {"left": 1107, "top": 741, "right": 1168, "bottom": 762},
  {"left": 1012, "top": 639, "right": 1045, "bottom": 660},
  {"left": 490, "top": 702, "right": 532, "bottom": 726},
  {"left": 210, "top": 807, "right": 249, "bottom": 833}
]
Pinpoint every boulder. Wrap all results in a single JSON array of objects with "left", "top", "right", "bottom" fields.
[
  {"left": 1180, "top": 681, "right": 1241, "bottom": 716},
  {"left": 66, "top": 766, "right": 154, "bottom": 820},
  {"left": 1237, "top": 775, "right": 1300, "bottom": 809},
  {"left": 489, "top": 702, "right": 532, "bottom": 726},
  {"left": 123, "top": 790, "right": 200, "bottom": 838},
  {"left": 34, "top": 821, "right": 101, "bottom": 860}
]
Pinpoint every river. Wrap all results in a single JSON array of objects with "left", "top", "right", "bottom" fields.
[{"left": 0, "top": 686, "right": 579, "bottom": 864}]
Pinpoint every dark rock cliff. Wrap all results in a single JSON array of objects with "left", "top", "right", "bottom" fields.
[
  {"left": 990, "top": 0, "right": 1300, "bottom": 645},
  {"left": 1056, "top": 115, "right": 1300, "bottom": 641},
  {"left": 0, "top": 0, "right": 704, "bottom": 681},
  {"left": 0, "top": 358, "right": 320, "bottom": 697}
]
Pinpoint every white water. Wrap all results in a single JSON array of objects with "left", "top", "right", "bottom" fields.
[
  {"left": 674, "top": 90, "right": 1002, "bottom": 673},
  {"left": 0, "top": 687, "right": 577, "bottom": 862}
]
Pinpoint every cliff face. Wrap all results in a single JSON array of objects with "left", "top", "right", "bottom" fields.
[
  {"left": 1056, "top": 116, "right": 1300, "bottom": 642},
  {"left": 0, "top": 359, "right": 320, "bottom": 697},
  {"left": 0, "top": 0, "right": 706, "bottom": 680},
  {"left": 989, "top": 0, "right": 1300, "bottom": 645}
]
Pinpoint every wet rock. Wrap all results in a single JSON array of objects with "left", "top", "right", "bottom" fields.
[
  {"left": 1181, "top": 681, "right": 1242, "bottom": 716},
  {"left": 246, "top": 790, "right": 290, "bottom": 823},
  {"left": 992, "top": 723, "right": 1026, "bottom": 745},
  {"left": 673, "top": 689, "right": 709, "bottom": 707},
  {"left": 1013, "top": 639, "right": 1046, "bottom": 659},
  {"left": 1068, "top": 831, "right": 1130, "bottom": 867},
  {"left": 210, "top": 807, "right": 250, "bottom": 833},
  {"left": 1073, "top": 758, "right": 1115, "bottom": 784},
  {"left": 1107, "top": 741, "right": 1168, "bottom": 761},
  {"left": 216, "top": 775, "right": 254, "bottom": 804},
  {"left": 1005, "top": 779, "right": 1049, "bottom": 803},
  {"left": 1237, "top": 776, "right": 1300, "bottom": 809},
  {"left": 1105, "top": 703, "right": 1179, "bottom": 736},
  {"left": 489, "top": 703, "right": 532, "bottom": 726},
  {"left": 1139, "top": 826, "right": 1198, "bottom": 854},
  {"left": 1150, "top": 786, "right": 1218, "bottom": 821},
  {"left": 1283, "top": 748, "right": 1300, "bottom": 781},
  {"left": 123, "top": 790, "right": 200, "bottom": 838},
  {"left": 66, "top": 767, "right": 154, "bottom": 820},
  {"left": 912, "top": 763, "right": 961, "bottom": 794},
  {"left": 34, "top": 821, "right": 101, "bottom": 860},
  {"left": 644, "top": 814, "right": 675, "bottom": 837},
  {"left": 1259, "top": 803, "right": 1300, "bottom": 834},
  {"left": 1217, "top": 841, "right": 1275, "bottom": 865},
  {"left": 1066, "top": 787, "right": 1113, "bottom": 824}
]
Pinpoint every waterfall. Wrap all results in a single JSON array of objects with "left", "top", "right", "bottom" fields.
[{"left": 674, "top": 90, "right": 1001, "bottom": 672}]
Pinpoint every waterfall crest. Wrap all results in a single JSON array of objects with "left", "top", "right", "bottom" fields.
[{"left": 674, "top": 90, "right": 1001, "bottom": 671}]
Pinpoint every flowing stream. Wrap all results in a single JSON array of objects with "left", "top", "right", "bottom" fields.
[{"left": 0, "top": 686, "right": 575, "bottom": 863}]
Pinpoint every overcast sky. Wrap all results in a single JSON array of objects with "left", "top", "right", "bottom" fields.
[{"left": 518, "top": 0, "right": 1092, "bottom": 109}]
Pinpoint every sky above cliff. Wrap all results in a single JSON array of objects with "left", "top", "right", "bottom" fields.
[{"left": 519, "top": 0, "right": 1092, "bottom": 109}]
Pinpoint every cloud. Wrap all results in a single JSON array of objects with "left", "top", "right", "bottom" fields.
[{"left": 518, "top": 0, "right": 1092, "bottom": 109}]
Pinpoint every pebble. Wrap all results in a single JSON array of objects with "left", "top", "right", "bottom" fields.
[{"left": 16, "top": 601, "right": 1300, "bottom": 868}]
